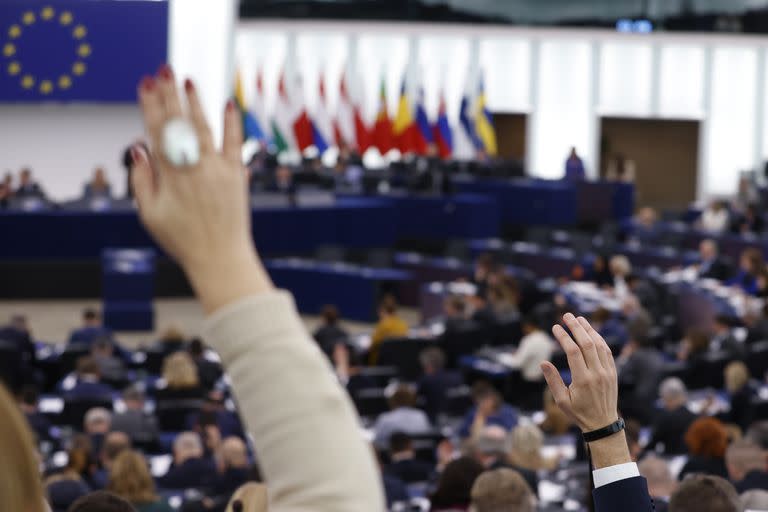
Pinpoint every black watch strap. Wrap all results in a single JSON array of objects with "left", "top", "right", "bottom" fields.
[{"left": 582, "top": 418, "right": 625, "bottom": 443}]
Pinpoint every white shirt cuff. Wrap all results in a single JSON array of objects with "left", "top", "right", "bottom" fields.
[{"left": 592, "top": 462, "right": 640, "bottom": 488}]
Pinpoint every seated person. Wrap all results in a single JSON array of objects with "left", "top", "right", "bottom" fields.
[
  {"left": 726, "top": 248, "right": 764, "bottom": 295},
  {"left": 589, "top": 307, "right": 628, "bottom": 345},
  {"left": 469, "top": 467, "right": 536, "bottom": 512},
  {"left": 385, "top": 432, "right": 434, "bottom": 483},
  {"left": 188, "top": 338, "right": 223, "bottom": 391},
  {"left": 91, "top": 338, "right": 126, "bottom": 384},
  {"left": 152, "top": 326, "right": 187, "bottom": 357},
  {"left": 372, "top": 385, "right": 431, "bottom": 449},
  {"left": 617, "top": 316, "right": 664, "bottom": 424},
  {"left": 500, "top": 314, "right": 555, "bottom": 382},
  {"left": 472, "top": 253, "right": 499, "bottom": 297},
  {"left": 470, "top": 292, "right": 497, "bottom": 327},
  {"left": 700, "top": 200, "right": 730, "bottom": 234},
  {"left": 458, "top": 382, "right": 518, "bottom": 438},
  {"left": 368, "top": 296, "right": 409, "bottom": 365},
  {"left": 609, "top": 255, "right": 633, "bottom": 301},
  {"left": 589, "top": 254, "right": 614, "bottom": 288},
  {"left": 679, "top": 417, "right": 730, "bottom": 480},
  {"left": 90, "top": 431, "right": 132, "bottom": 489},
  {"left": 638, "top": 456, "right": 677, "bottom": 512},
  {"left": 632, "top": 206, "right": 660, "bottom": 243},
  {"left": 108, "top": 450, "right": 174, "bottom": 512},
  {"left": 84, "top": 407, "right": 113, "bottom": 457},
  {"left": 65, "top": 356, "right": 115, "bottom": 400},
  {"left": 487, "top": 282, "right": 519, "bottom": 319},
  {"left": 677, "top": 328, "right": 712, "bottom": 365},
  {"left": 266, "top": 164, "right": 296, "bottom": 195},
  {"left": 15, "top": 167, "right": 47, "bottom": 200},
  {"left": 417, "top": 347, "right": 463, "bottom": 419},
  {"left": 186, "top": 392, "right": 244, "bottom": 440},
  {"left": 731, "top": 203, "right": 765, "bottom": 235},
  {"left": 312, "top": 304, "right": 349, "bottom": 358},
  {"left": 467, "top": 426, "right": 538, "bottom": 497},
  {"left": 697, "top": 239, "right": 732, "bottom": 281},
  {"left": 429, "top": 457, "right": 485, "bottom": 512},
  {"left": 158, "top": 432, "right": 218, "bottom": 490},
  {"left": 155, "top": 351, "right": 205, "bottom": 401},
  {"left": 725, "top": 440, "right": 768, "bottom": 493},
  {"left": 211, "top": 436, "right": 251, "bottom": 497},
  {"left": 722, "top": 361, "right": 756, "bottom": 432},
  {"left": 710, "top": 315, "right": 744, "bottom": 358},
  {"left": 443, "top": 295, "right": 474, "bottom": 332},
  {"left": 111, "top": 387, "right": 159, "bottom": 445},
  {"left": 68, "top": 309, "right": 113, "bottom": 349},
  {"left": 19, "top": 385, "right": 51, "bottom": 442},
  {"left": 83, "top": 167, "right": 112, "bottom": 199},
  {"left": 645, "top": 378, "right": 697, "bottom": 455}
]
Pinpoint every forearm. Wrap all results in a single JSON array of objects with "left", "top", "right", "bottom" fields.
[
  {"left": 588, "top": 431, "right": 632, "bottom": 469},
  {"left": 203, "top": 291, "right": 385, "bottom": 512}
]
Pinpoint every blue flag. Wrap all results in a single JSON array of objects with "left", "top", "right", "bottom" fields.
[{"left": 0, "top": 0, "right": 168, "bottom": 103}]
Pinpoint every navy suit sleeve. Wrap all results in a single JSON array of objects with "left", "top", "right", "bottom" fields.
[{"left": 593, "top": 476, "right": 654, "bottom": 512}]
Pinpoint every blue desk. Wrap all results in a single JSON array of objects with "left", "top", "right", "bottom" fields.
[
  {"left": 385, "top": 193, "right": 500, "bottom": 240},
  {"left": 457, "top": 179, "right": 577, "bottom": 226},
  {"left": 0, "top": 198, "right": 395, "bottom": 260},
  {"left": 457, "top": 178, "right": 634, "bottom": 226},
  {"left": 265, "top": 259, "right": 412, "bottom": 322}
]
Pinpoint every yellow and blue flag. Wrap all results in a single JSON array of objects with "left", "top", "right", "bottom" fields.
[
  {"left": 473, "top": 76, "right": 497, "bottom": 156},
  {"left": 0, "top": 0, "right": 167, "bottom": 103}
]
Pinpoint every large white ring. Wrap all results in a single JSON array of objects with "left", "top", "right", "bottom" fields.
[{"left": 162, "top": 118, "right": 200, "bottom": 167}]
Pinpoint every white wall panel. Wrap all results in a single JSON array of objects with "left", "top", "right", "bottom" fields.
[
  {"left": 704, "top": 47, "right": 758, "bottom": 196},
  {"left": 530, "top": 41, "right": 594, "bottom": 179},
  {"left": 478, "top": 38, "right": 531, "bottom": 112},
  {"left": 598, "top": 42, "right": 652, "bottom": 116},
  {"left": 658, "top": 45, "right": 705, "bottom": 119}
]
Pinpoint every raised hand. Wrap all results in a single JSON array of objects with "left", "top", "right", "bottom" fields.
[
  {"left": 540, "top": 313, "right": 630, "bottom": 469},
  {"left": 132, "top": 66, "right": 271, "bottom": 313},
  {"left": 540, "top": 313, "right": 619, "bottom": 432}
]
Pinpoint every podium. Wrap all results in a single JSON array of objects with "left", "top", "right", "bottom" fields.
[{"left": 102, "top": 248, "right": 155, "bottom": 331}]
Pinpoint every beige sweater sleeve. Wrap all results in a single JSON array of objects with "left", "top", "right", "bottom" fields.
[{"left": 202, "top": 291, "right": 385, "bottom": 512}]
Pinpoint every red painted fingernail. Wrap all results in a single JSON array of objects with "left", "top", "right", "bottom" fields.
[
  {"left": 140, "top": 76, "right": 155, "bottom": 91},
  {"left": 184, "top": 78, "right": 194, "bottom": 92},
  {"left": 158, "top": 64, "right": 172, "bottom": 80},
  {"left": 226, "top": 99, "right": 235, "bottom": 112}
]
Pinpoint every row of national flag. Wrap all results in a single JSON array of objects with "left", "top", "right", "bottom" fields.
[{"left": 233, "top": 63, "right": 497, "bottom": 160}]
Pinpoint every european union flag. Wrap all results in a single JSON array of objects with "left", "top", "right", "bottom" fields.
[{"left": 0, "top": 0, "right": 167, "bottom": 103}]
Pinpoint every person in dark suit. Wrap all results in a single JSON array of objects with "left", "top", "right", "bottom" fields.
[
  {"left": 679, "top": 417, "right": 730, "bottom": 480},
  {"left": 416, "top": 346, "right": 463, "bottom": 420},
  {"left": 563, "top": 147, "right": 586, "bottom": 181},
  {"left": 442, "top": 295, "right": 473, "bottom": 333},
  {"left": 540, "top": 313, "right": 654, "bottom": 512},
  {"left": 89, "top": 431, "right": 132, "bottom": 490},
  {"left": 645, "top": 378, "right": 697, "bottom": 455},
  {"left": 638, "top": 456, "right": 676, "bottom": 512},
  {"left": 723, "top": 361, "right": 756, "bottom": 431},
  {"left": 0, "top": 314, "right": 37, "bottom": 392},
  {"left": 697, "top": 239, "right": 732, "bottom": 281},
  {"left": 470, "top": 293, "right": 498, "bottom": 328},
  {"left": 266, "top": 164, "right": 297, "bottom": 196},
  {"left": 710, "top": 315, "right": 745, "bottom": 358},
  {"left": 188, "top": 338, "right": 222, "bottom": 391},
  {"left": 726, "top": 440, "right": 768, "bottom": 493},
  {"left": 385, "top": 432, "right": 434, "bottom": 484},
  {"left": 312, "top": 305, "right": 349, "bottom": 358},
  {"left": 210, "top": 437, "right": 251, "bottom": 497},
  {"left": 155, "top": 352, "right": 206, "bottom": 402},
  {"left": 158, "top": 432, "right": 218, "bottom": 490},
  {"left": 68, "top": 309, "right": 114, "bottom": 349},
  {"left": 617, "top": 316, "right": 665, "bottom": 424},
  {"left": 82, "top": 167, "right": 113, "bottom": 200},
  {"left": 19, "top": 385, "right": 51, "bottom": 442},
  {"left": 15, "top": 168, "right": 47, "bottom": 200},
  {"left": 382, "top": 472, "right": 409, "bottom": 508},
  {"left": 65, "top": 357, "right": 115, "bottom": 401},
  {"left": 111, "top": 387, "right": 159, "bottom": 446}
]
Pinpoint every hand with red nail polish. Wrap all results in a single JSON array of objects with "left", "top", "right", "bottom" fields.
[{"left": 134, "top": 74, "right": 272, "bottom": 314}]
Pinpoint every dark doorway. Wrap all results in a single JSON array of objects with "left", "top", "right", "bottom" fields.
[
  {"left": 600, "top": 117, "right": 700, "bottom": 210},
  {"left": 494, "top": 113, "right": 527, "bottom": 161}
]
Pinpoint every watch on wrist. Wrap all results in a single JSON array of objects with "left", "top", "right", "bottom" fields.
[{"left": 582, "top": 418, "right": 625, "bottom": 443}]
